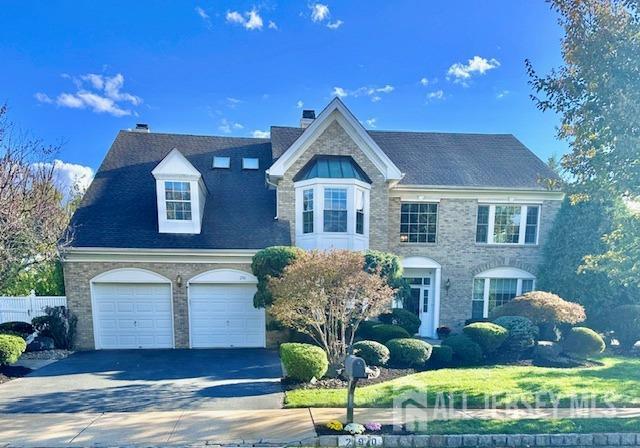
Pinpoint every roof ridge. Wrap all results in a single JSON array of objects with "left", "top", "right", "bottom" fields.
[
  {"left": 121, "top": 129, "right": 270, "bottom": 141},
  {"left": 271, "top": 125, "right": 514, "bottom": 137}
]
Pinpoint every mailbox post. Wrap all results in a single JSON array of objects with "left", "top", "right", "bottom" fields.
[{"left": 344, "top": 355, "right": 368, "bottom": 423}]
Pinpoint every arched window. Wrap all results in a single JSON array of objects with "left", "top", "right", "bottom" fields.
[{"left": 471, "top": 267, "right": 535, "bottom": 319}]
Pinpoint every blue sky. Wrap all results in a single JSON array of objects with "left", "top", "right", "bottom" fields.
[{"left": 1, "top": 0, "right": 567, "bottom": 185}]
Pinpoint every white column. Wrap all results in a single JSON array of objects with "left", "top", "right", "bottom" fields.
[{"left": 433, "top": 268, "right": 441, "bottom": 339}]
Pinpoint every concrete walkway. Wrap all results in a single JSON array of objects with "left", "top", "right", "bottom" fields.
[{"left": 1, "top": 408, "right": 640, "bottom": 447}]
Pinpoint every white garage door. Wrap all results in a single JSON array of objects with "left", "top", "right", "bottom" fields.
[
  {"left": 92, "top": 283, "right": 173, "bottom": 349},
  {"left": 189, "top": 284, "right": 265, "bottom": 348}
]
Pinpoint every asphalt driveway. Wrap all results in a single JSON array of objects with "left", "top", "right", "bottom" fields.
[{"left": 0, "top": 349, "right": 283, "bottom": 413}]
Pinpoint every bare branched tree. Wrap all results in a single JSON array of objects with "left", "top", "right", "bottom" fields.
[{"left": 0, "top": 105, "right": 72, "bottom": 291}]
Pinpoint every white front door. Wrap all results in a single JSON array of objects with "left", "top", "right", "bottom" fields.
[
  {"left": 405, "top": 275, "right": 434, "bottom": 337},
  {"left": 92, "top": 283, "right": 174, "bottom": 349},
  {"left": 188, "top": 283, "right": 266, "bottom": 348}
]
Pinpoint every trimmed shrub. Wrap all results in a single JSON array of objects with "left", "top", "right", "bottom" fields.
[
  {"left": 280, "top": 343, "right": 328, "bottom": 382},
  {"left": 31, "top": 306, "right": 77, "bottom": 349},
  {"left": 355, "top": 320, "right": 379, "bottom": 340},
  {"left": 563, "top": 327, "right": 606, "bottom": 358},
  {"left": 252, "top": 246, "right": 305, "bottom": 308},
  {"left": 368, "top": 324, "right": 410, "bottom": 344},
  {"left": 0, "top": 322, "right": 34, "bottom": 339},
  {"left": 490, "top": 291, "right": 586, "bottom": 326},
  {"left": 493, "top": 316, "right": 539, "bottom": 357},
  {"left": 607, "top": 305, "right": 640, "bottom": 351},
  {"left": 442, "top": 334, "right": 483, "bottom": 366},
  {"left": 352, "top": 340, "right": 390, "bottom": 366},
  {"left": 0, "top": 334, "right": 27, "bottom": 365},
  {"left": 378, "top": 308, "right": 421, "bottom": 335},
  {"left": 436, "top": 326, "right": 452, "bottom": 339},
  {"left": 428, "top": 344, "right": 453, "bottom": 368},
  {"left": 463, "top": 322, "right": 508, "bottom": 354},
  {"left": 385, "top": 338, "right": 432, "bottom": 367}
]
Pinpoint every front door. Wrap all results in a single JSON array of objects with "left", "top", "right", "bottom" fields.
[{"left": 405, "top": 275, "right": 434, "bottom": 337}]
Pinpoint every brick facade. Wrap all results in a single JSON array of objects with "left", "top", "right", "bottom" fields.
[
  {"left": 63, "top": 261, "right": 253, "bottom": 350},
  {"left": 64, "top": 117, "right": 562, "bottom": 348}
]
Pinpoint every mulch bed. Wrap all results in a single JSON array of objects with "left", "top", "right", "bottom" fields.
[
  {"left": 21, "top": 349, "right": 72, "bottom": 360},
  {"left": 0, "top": 365, "right": 32, "bottom": 385},
  {"left": 283, "top": 367, "right": 416, "bottom": 390},
  {"left": 316, "top": 424, "right": 414, "bottom": 436}
]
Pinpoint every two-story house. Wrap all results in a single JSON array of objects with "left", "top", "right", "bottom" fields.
[{"left": 62, "top": 98, "right": 563, "bottom": 350}]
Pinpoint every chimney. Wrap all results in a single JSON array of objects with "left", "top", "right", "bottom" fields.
[
  {"left": 300, "top": 110, "right": 316, "bottom": 128},
  {"left": 133, "top": 123, "right": 150, "bottom": 133}
]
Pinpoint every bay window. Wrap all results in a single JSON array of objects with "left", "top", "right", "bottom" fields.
[
  {"left": 302, "top": 189, "right": 314, "bottom": 234},
  {"left": 476, "top": 204, "right": 540, "bottom": 245},
  {"left": 323, "top": 188, "right": 348, "bottom": 232}
]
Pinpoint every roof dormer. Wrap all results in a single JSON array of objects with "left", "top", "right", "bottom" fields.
[{"left": 152, "top": 148, "right": 206, "bottom": 234}]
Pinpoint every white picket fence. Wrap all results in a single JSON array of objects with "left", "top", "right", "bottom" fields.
[{"left": 0, "top": 293, "right": 67, "bottom": 324}]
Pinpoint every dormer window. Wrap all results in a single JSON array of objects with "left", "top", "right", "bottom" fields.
[
  {"left": 152, "top": 148, "right": 206, "bottom": 234},
  {"left": 242, "top": 157, "right": 259, "bottom": 169},
  {"left": 164, "top": 181, "right": 192, "bottom": 220}
]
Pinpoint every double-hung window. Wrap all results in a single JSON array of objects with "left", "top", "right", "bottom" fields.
[
  {"left": 355, "top": 189, "right": 365, "bottom": 235},
  {"left": 400, "top": 203, "right": 438, "bottom": 243},
  {"left": 476, "top": 204, "right": 540, "bottom": 245},
  {"left": 323, "top": 188, "right": 347, "bottom": 232},
  {"left": 471, "top": 275, "right": 536, "bottom": 319},
  {"left": 302, "top": 189, "right": 314, "bottom": 234},
  {"left": 165, "top": 181, "right": 192, "bottom": 221}
]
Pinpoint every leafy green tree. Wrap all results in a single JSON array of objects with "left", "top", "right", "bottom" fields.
[{"left": 1, "top": 260, "right": 65, "bottom": 296}]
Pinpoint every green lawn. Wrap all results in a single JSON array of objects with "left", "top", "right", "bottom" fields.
[
  {"left": 414, "top": 418, "right": 640, "bottom": 434},
  {"left": 285, "top": 356, "right": 640, "bottom": 408}
]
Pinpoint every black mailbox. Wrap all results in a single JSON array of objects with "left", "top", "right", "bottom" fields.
[{"left": 344, "top": 355, "right": 367, "bottom": 379}]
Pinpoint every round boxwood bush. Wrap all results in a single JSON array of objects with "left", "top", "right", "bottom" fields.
[
  {"left": 385, "top": 338, "right": 433, "bottom": 367},
  {"left": 563, "top": 327, "right": 606, "bottom": 358},
  {"left": 0, "top": 334, "right": 27, "bottom": 365},
  {"left": 280, "top": 342, "right": 328, "bottom": 382},
  {"left": 442, "top": 334, "right": 483, "bottom": 366},
  {"left": 493, "top": 316, "right": 539, "bottom": 357},
  {"left": 463, "top": 322, "right": 508, "bottom": 354},
  {"left": 428, "top": 344, "right": 453, "bottom": 368},
  {"left": 378, "top": 309, "right": 421, "bottom": 335},
  {"left": 352, "top": 340, "right": 390, "bottom": 366},
  {"left": 368, "top": 324, "right": 410, "bottom": 344},
  {"left": 355, "top": 320, "right": 379, "bottom": 340}
]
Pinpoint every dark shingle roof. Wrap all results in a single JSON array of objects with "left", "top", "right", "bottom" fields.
[
  {"left": 270, "top": 126, "right": 558, "bottom": 190},
  {"left": 69, "top": 131, "right": 290, "bottom": 249}
]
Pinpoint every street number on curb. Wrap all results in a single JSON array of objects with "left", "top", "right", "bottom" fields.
[
  {"left": 339, "top": 435, "right": 383, "bottom": 447},
  {"left": 338, "top": 435, "right": 354, "bottom": 446}
]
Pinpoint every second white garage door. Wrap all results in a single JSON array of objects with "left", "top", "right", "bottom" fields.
[{"left": 189, "top": 283, "right": 266, "bottom": 348}]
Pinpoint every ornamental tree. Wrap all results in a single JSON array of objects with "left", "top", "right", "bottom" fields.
[{"left": 269, "top": 250, "right": 396, "bottom": 374}]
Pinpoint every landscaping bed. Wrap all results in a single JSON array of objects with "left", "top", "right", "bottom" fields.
[
  {"left": 20, "top": 349, "right": 72, "bottom": 360},
  {"left": 283, "top": 367, "right": 416, "bottom": 390}
]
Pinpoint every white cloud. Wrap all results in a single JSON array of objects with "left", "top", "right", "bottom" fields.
[
  {"left": 38, "top": 73, "right": 142, "bottom": 117},
  {"left": 268, "top": 20, "right": 278, "bottom": 30},
  {"left": 326, "top": 20, "right": 343, "bottom": 29},
  {"left": 252, "top": 130, "right": 270, "bottom": 138},
  {"left": 496, "top": 89, "right": 510, "bottom": 99},
  {"left": 420, "top": 77, "right": 429, "bottom": 86},
  {"left": 296, "top": 100, "right": 304, "bottom": 108},
  {"left": 311, "top": 3, "right": 330, "bottom": 22},
  {"left": 332, "top": 86, "right": 348, "bottom": 98},
  {"left": 226, "top": 97, "right": 243, "bottom": 108},
  {"left": 35, "top": 159, "right": 94, "bottom": 196},
  {"left": 218, "top": 118, "right": 243, "bottom": 134},
  {"left": 226, "top": 8, "right": 263, "bottom": 30},
  {"left": 195, "top": 6, "right": 212, "bottom": 28},
  {"left": 447, "top": 56, "right": 500, "bottom": 84},
  {"left": 427, "top": 89, "right": 444, "bottom": 101},
  {"left": 365, "top": 118, "right": 377, "bottom": 128},
  {"left": 34, "top": 92, "right": 53, "bottom": 104},
  {"left": 332, "top": 84, "right": 395, "bottom": 102}
]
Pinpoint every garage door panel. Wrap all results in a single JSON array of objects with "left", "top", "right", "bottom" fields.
[
  {"left": 189, "top": 283, "right": 265, "bottom": 348},
  {"left": 93, "top": 283, "right": 173, "bottom": 349}
]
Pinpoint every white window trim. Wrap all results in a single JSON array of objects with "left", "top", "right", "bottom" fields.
[
  {"left": 477, "top": 204, "right": 540, "bottom": 246},
  {"left": 294, "top": 178, "right": 370, "bottom": 251},
  {"left": 242, "top": 157, "right": 259, "bottom": 169},
  {"left": 472, "top": 267, "right": 536, "bottom": 318},
  {"left": 164, "top": 181, "right": 193, "bottom": 221},
  {"left": 399, "top": 201, "right": 439, "bottom": 244},
  {"left": 213, "top": 156, "right": 230, "bottom": 168}
]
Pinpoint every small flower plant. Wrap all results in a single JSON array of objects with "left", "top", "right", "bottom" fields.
[
  {"left": 325, "top": 420, "right": 343, "bottom": 431},
  {"left": 344, "top": 423, "right": 366, "bottom": 435},
  {"left": 364, "top": 422, "right": 382, "bottom": 432}
]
